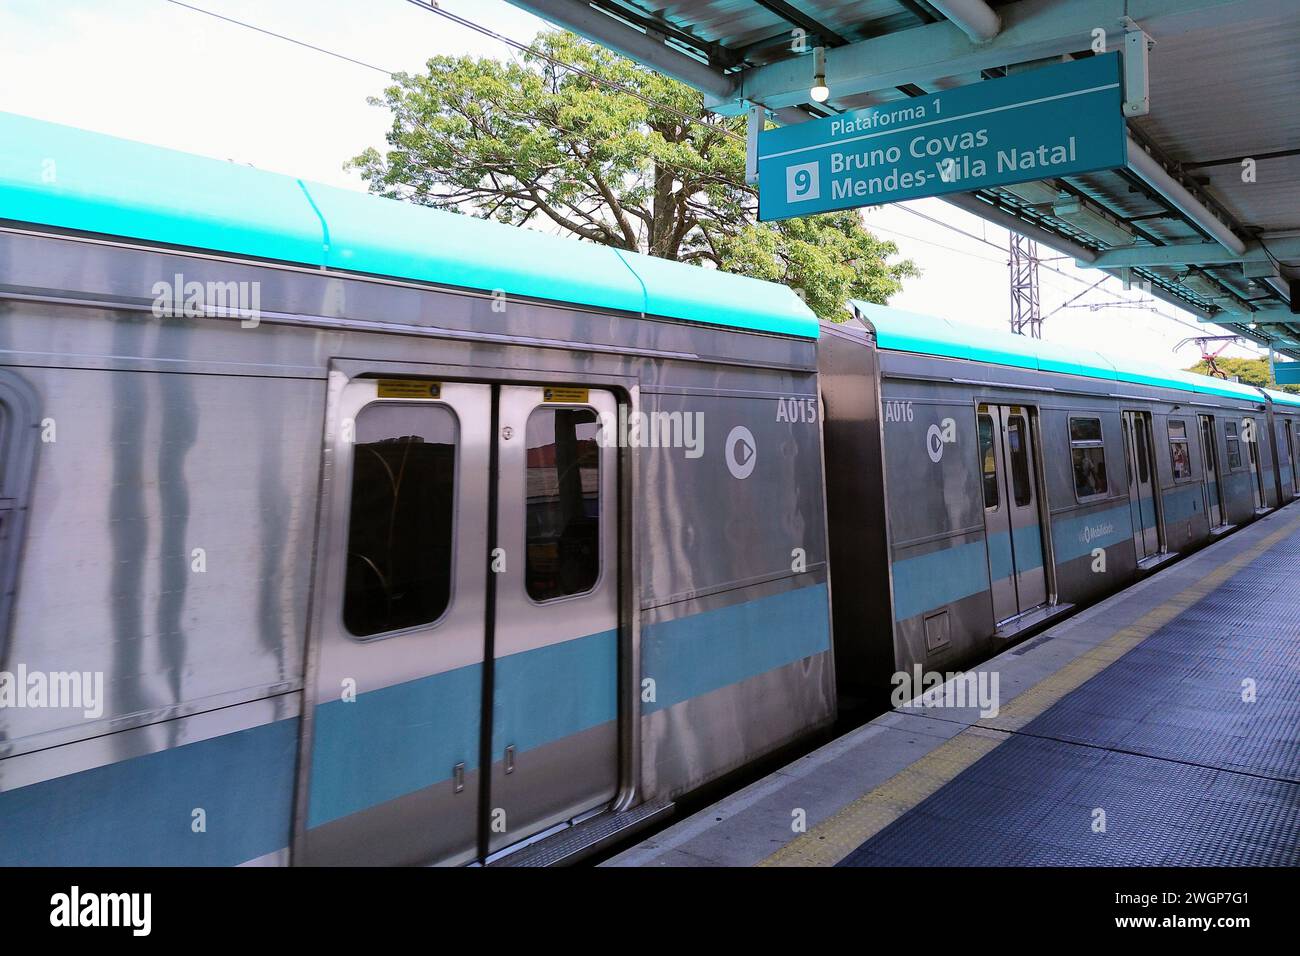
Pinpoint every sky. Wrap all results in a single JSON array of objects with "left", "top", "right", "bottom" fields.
[{"left": 0, "top": 0, "right": 1261, "bottom": 369}]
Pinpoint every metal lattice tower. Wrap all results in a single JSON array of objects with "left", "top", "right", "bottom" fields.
[{"left": 1008, "top": 232, "right": 1042, "bottom": 338}]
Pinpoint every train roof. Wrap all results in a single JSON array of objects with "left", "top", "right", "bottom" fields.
[
  {"left": 0, "top": 111, "right": 818, "bottom": 339},
  {"left": 1260, "top": 387, "right": 1300, "bottom": 409},
  {"left": 852, "top": 301, "right": 1286, "bottom": 405}
]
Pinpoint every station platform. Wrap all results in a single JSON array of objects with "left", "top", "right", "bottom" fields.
[{"left": 609, "top": 504, "right": 1300, "bottom": 867}]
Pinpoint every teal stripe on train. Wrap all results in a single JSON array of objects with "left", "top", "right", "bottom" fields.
[
  {"left": 308, "top": 660, "right": 482, "bottom": 829},
  {"left": 0, "top": 719, "right": 297, "bottom": 865},
  {"left": 1052, "top": 501, "right": 1136, "bottom": 563},
  {"left": 307, "top": 629, "right": 616, "bottom": 829},
  {"left": 492, "top": 629, "right": 617, "bottom": 753},
  {"left": 641, "top": 583, "right": 831, "bottom": 714},
  {"left": 308, "top": 585, "right": 828, "bottom": 826},
  {"left": 891, "top": 501, "right": 1138, "bottom": 621},
  {"left": 986, "top": 529, "right": 1013, "bottom": 582},
  {"left": 891, "top": 539, "right": 992, "bottom": 623},
  {"left": 1161, "top": 483, "right": 1204, "bottom": 524}
]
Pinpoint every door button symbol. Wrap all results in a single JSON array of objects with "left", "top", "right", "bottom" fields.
[{"left": 726, "top": 426, "right": 757, "bottom": 479}]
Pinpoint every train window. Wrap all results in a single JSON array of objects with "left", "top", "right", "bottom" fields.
[
  {"left": 1068, "top": 417, "right": 1109, "bottom": 501},
  {"left": 1006, "top": 415, "right": 1031, "bottom": 507},
  {"left": 1134, "top": 421, "right": 1150, "bottom": 484},
  {"left": 1168, "top": 420, "right": 1192, "bottom": 481},
  {"left": 342, "top": 403, "right": 457, "bottom": 638},
  {"left": 525, "top": 406, "right": 601, "bottom": 602},
  {"left": 977, "top": 413, "right": 999, "bottom": 510},
  {"left": 0, "top": 373, "right": 40, "bottom": 658},
  {"left": 1225, "top": 421, "right": 1243, "bottom": 470}
]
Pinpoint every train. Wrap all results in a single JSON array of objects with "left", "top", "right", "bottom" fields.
[{"left": 1, "top": 112, "right": 1296, "bottom": 866}]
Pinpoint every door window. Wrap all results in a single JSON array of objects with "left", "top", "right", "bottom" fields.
[
  {"left": 1006, "top": 415, "right": 1031, "bottom": 507},
  {"left": 342, "top": 402, "right": 457, "bottom": 638},
  {"left": 978, "top": 413, "right": 999, "bottom": 510},
  {"left": 1134, "top": 418, "right": 1150, "bottom": 484},
  {"left": 524, "top": 406, "right": 602, "bottom": 602}
]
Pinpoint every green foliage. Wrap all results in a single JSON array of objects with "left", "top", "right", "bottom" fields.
[
  {"left": 1186, "top": 356, "right": 1300, "bottom": 394},
  {"left": 349, "top": 30, "right": 916, "bottom": 320}
]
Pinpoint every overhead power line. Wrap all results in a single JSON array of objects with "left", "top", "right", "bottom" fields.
[
  {"left": 159, "top": 0, "right": 1217, "bottom": 345},
  {"left": 162, "top": 0, "right": 395, "bottom": 75},
  {"left": 403, "top": 0, "right": 745, "bottom": 142}
]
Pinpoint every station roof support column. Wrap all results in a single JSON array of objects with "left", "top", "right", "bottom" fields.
[{"left": 1125, "top": 137, "right": 1247, "bottom": 257}]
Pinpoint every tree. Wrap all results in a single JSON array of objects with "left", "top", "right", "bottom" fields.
[
  {"left": 349, "top": 30, "right": 916, "bottom": 320},
  {"left": 1186, "top": 356, "right": 1300, "bottom": 394}
]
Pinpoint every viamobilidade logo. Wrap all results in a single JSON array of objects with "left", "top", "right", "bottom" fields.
[
  {"left": 50, "top": 886, "right": 151, "bottom": 936},
  {"left": 1079, "top": 521, "right": 1116, "bottom": 545}
]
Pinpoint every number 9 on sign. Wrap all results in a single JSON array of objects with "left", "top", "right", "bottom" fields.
[{"left": 785, "top": 161, "right": 820, "bottom": 203}]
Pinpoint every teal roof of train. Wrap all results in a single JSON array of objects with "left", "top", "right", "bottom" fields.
[
  {"left": 1261, "top": 387, "right": 1300, "bottom": 408},
  {"left": 0, "top": 111, "right": 817, "bottom": 338},
  {"left": 853, "top": 302, "right": 1284, "bottom": 405}
]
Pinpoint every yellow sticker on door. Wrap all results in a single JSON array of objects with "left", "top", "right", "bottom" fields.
[
  {"left": 377, "top": 379, "right": 441, "bottom": 399},
  {"left": 542, "top": 386, "right": 589, "bottom": 404}
]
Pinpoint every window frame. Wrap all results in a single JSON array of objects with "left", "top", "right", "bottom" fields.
[
  {"left": 0, "top": 372, "right": 40, "bottom": 662},
  {"left": 1166, "top": 418, "right": 1194, "bottom": 483},
  {"left": 977, "top": 411, "right": 1000, "bottom": 513},
  {"left": 1005, "top": 413, "right": 1033, "bottom": 508},
  {"left": 522, "top": 402, "right": 606, "bottom": 607},
  {"left": 1067, "top": 415, "right": 1110, "bottom": 503},
  {"left": 340, "top": 397, "right": 462, "bottom": 642},
  {"left": 1225, "top": 420, "right": 1244, "bottom": 471}
]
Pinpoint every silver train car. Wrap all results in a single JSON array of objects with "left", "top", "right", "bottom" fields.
[
  {"left": 0, "top": 113, "right": 832, "bottom": 866},
  {"left": 821, "top": 305, "right": 1300, "bottom": 702},
  {"left": 2, "top": 113, "right": 1297, "bottom": 866}
]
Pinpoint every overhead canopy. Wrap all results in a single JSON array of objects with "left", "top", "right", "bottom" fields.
[{"left": 509, "top": 0, "right": 1300, "bottom": 355}]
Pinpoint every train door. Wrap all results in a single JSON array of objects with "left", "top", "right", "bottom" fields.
[
  {"left": 1121, "top": 411, "right": 1161, "bottom": 559},
  {"left": 1276, "top": 417, "right": 1296, "bottom": 500},
  {"left": 977, "top": 404, "right": 1046, "bottom": 623},
  {"left": 1244, "top": 416, "right": 1266, "bottom": 510},
  {"left": 301, "top": 375, "right": 619, "bottom": 866},
  {"left": 1292, "top": 423, "right": 1300, "bottom": 498},
  {"left": 488, "top": 385, "right": 619, "bottom": 856},
  {"left": 1198, "top": 414, "right": 1225, "bottom": 528}
]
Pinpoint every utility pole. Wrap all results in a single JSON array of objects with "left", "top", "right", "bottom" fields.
[{"left": 1008, "top": 232, "right": 1042, "bottom": 338}]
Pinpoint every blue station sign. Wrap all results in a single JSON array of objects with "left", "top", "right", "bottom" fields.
[
  {"left": 1273, "top": 363, "right": 1300, "bottom": 386},
  {"left": 757, "top": 53, "right": 1126, "bottom": 221}
]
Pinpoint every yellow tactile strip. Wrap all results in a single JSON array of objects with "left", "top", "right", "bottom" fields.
[{"left": 760, "top": 510, "right": 1300, "bottom": 867}]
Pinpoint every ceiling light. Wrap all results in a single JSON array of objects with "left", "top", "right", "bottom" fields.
[
  {"left": 810, "top": 47, "right": 829, "bottom": 103},
  {"left": 1001, "top": 180, "right": 1066, "bottom": 207},
  {"left": 1051, "top": 197, "right": 1134, "bottom": 246}
]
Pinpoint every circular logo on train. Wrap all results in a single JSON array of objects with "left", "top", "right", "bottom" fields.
[
  {"left": 926, "top": 424, "right": 946, "bottom": 463},
  {"left": 925, "top": 417, "right": 958, "bottom": 463},
  {"left": 726, "top": 426, "right": 757, "bottom": 479}
]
